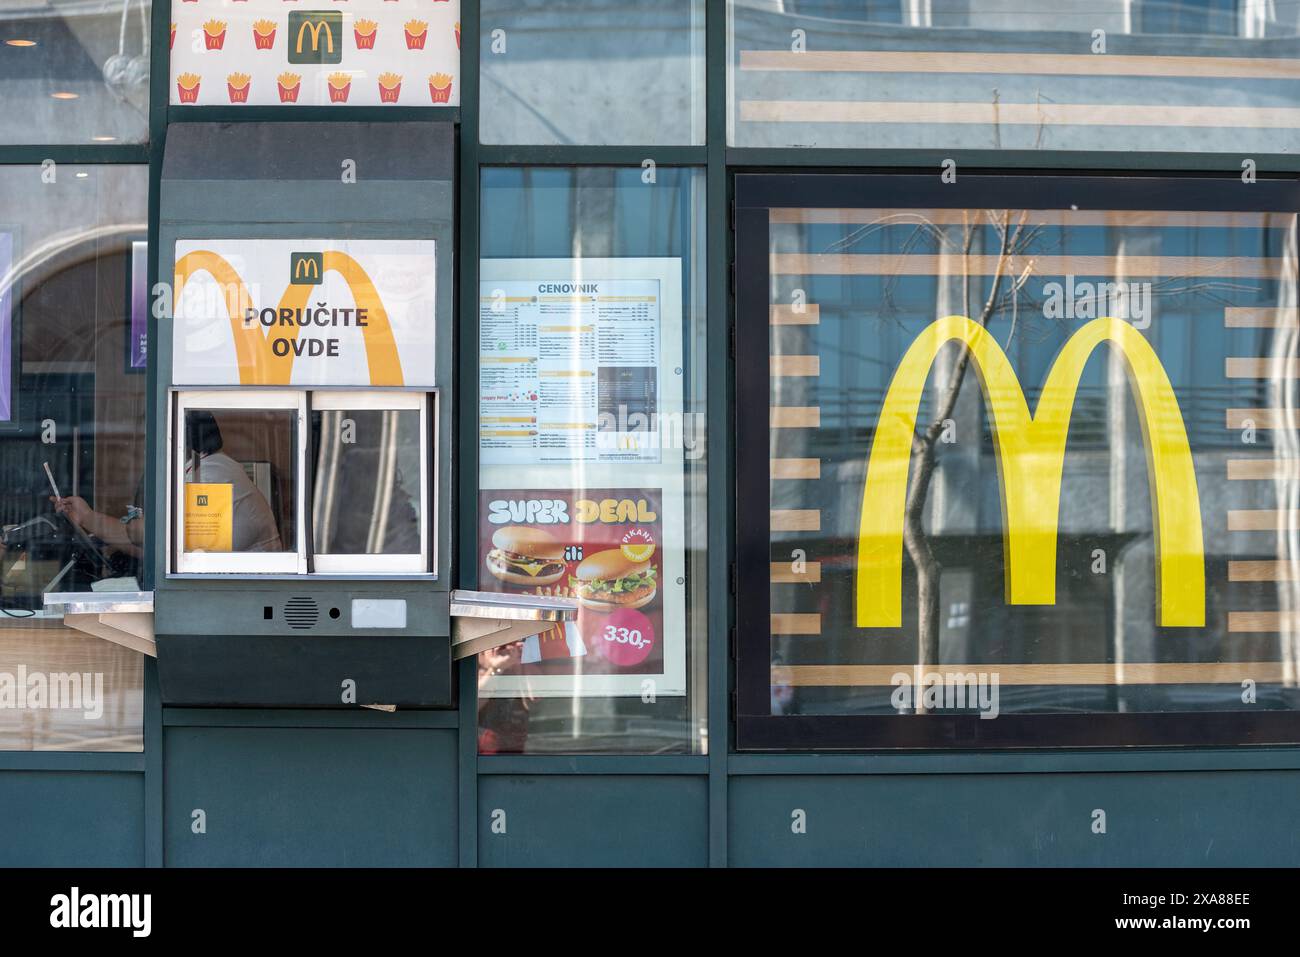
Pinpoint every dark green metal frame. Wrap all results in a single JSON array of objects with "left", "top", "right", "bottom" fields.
[{"left": 1, "top": 0, "right": 1298, "bottom": 868}]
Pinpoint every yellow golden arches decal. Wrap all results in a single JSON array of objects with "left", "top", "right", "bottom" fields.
[
  {"left": 173, "top": 249, "right": 404, "bottom": 386},
  {"left": 855, "top": 315, "right": 1204, "bottom": 629}
]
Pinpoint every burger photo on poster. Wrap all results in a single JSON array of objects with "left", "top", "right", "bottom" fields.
[
  {"left": 485, "top": 525, "right": 567, "bottom": 586},
  {"left": 571, "top": 548, "right": 657, "bottom": 613}
]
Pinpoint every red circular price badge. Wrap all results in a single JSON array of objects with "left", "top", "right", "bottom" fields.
[{"left": 593, "top": 607, "right": 656, "bottom": 667}]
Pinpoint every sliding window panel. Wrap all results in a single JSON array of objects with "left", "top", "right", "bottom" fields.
[{"left": 728, "top": 0, "right": 1300, "bottom": 152}]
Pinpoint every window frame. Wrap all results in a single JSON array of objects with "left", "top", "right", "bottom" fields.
[{"left": 733, "top": 170, "right": 1300, "bottom": 751}]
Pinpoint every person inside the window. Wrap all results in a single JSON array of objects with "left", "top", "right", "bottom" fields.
[{"left": 53, "top": 411, "right": 284, "bottom": 554}]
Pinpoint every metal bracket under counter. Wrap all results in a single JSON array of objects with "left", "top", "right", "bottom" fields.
[
  {"left": 43, "top": 591, "right": 156, "bottom": 658},
  {"left": 450, "top": 590, "right": 578, "bottom": 661}
]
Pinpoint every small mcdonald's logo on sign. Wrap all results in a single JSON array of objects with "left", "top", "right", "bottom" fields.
[
  {"left": 288, "top": 11, "right": 342, "bottom": 65},
  {"left": 196, "top": 495, "right": 209, "bottom": 507},
  {"left": 290, "top": 252, "right": 323, "bottom": 285}
]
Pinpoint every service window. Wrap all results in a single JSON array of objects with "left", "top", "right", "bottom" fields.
[{"left": 171, "top": 390, "right": 432, "bottom": 576}]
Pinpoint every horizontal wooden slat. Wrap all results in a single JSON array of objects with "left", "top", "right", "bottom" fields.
[
  {"left": 771, "top": 252, "right": 1286, "bottom": 279},
  {"left": 1226, "top": 357, "right": 1300, "bottom": 379},
  {"left": 770, "top": 303, "right": 820, "bottom": 325},
  {"left": 739, "top": 49, "right": 1300, "bottom": 81},
  {"left": 770, "top": 406, "right": 820, "bottom": 428},
  {"left": 1225, "top": 307, "right": 1299, "bottom": 328},
  {"left": 768, "top": 208, "right": 1290, "bottom": 230},
  {"left": 771, "top": 613, "right": 821, "bottom": 635},
  {"left": 1225, "top": 408, "right": 1292, "bottom": 430},
  {"left": 770, "top": 509, "right": 820, "bottom": 532},
  {"left": 770, "top": 561, "right": 822, "bottom": 584},
  {"left": 1228, "top": 612, "right": 1300, "bottom": 633},
  {"left": 1227, "top": 458, "right": 1299, "bottom": 481},
  {"left": 771, "top": 457, "right": 820, "bottom": 480},
  {"left": 776, "top": 662, "right": 1291, "bottom": 686},
  {"left": 1228, "top": 561, "right": 1300, "bottom": 582},
  {"left": 1228, "top": 509, "right": 1300, "bottom": 531},
  {"left": 770, "top": 354, "right": 820, "bottom": 377},
  {"left": 740, "top": 99, "right": 1300, "bottom": 130}
]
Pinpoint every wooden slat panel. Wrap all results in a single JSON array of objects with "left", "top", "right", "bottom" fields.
[
  {"left": 1228, "top": 612, "right": 1300, "bottom": 633},
  {"left": 1228, "top": 509, "right": 1300, "bottom": 531},
  {"left": 770, "top": 355, "right": 820, "bottom": 377},
  {"left": 770, "top": 509, "right": 820, "bottom": 532},
  {"left": 1225, "top": 307, "right": 1299, "bottom": 328},
  {"left": 1226, "top": 357, "right": 1300, "bottom": 379},
  {"left": 772, "top": 253, "right": 1285, "bottom": 279},
  {"left": 1227, "top": 458, "right": 1299, "bottom": 481},
  {"left": 771, "top": 457, "right": 820, "bottom": 480},
  {"left": 771, "top": 613, "right": 821, "bottom": 635},
  {"left": 779, "top": 662, "right": 1291, "bottom": 686},
  {"left": 770, "top": 406, "right": 820, "bottom": 428},
  {"left": 1225, "top": 408, "right": 1292, "bottom": 430},
  {"left": 770, "top": 561, "right": 822, "bottom": 584},
  {"left": 768, "top": 208, "right": 1287, "bottom": 230},
  {"left": 739, "top": 49, "right": 1300, "bottom": 81},
  {"left": 740, "top": 99, "right": 1300, "bottom": 130},
  {"left": 770, "top": 304, "right": 820, "bottom": 325},
  {"left": 1228, "top": 561, "right": 1300, "bottom": 582}
]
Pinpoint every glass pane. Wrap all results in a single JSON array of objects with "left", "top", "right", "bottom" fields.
[
  {"left": 480, "top": 0, "right": 705, "bottom": 145},
  {"left": 0, "top": 0, "right": 152, "bottom": 144},
  {"left": 181, "top": 408, "right": 294, "bottom": 554},
  {"left": 728, "top": 0, "right": 1300, "bottom": 151},
  {"left": 311, "top": 407, "right": 422, "bottom": 556},
  {"left": 169, "top": 0, "right": 461, "bottom": 107},
  {"left": 477, "top": 167, "right": 707, "bottom": 754},
  {"left": 764, "top": 202, "right": 1300, "bottom": 728},
  {"left": 0, "top": 164, "right": 147, "bottom": 751}
]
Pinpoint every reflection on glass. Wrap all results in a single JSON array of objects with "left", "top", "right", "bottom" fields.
[
  {"left": 0, "top": 0, "right": 152, "bottom": 144},
  {"left": 480, "top": 0, "right": 705, "bottom": 145},
  {"left": 764, "top": 204, "right": 1300, "bottom": 722},
  {"left": 476, "top": 167, "right": 708, "bottom": 755},
  {"left": 181, "top": 409, "right": 292, "bottom": 554},
  {"left": 728, "top": 0, "right": 1300, "bottom": 151},
  {"left": 0, "top": 164, "right": 146, "bottom": 751},
  {"left": 311, "top": 408, "right": 421, "bottom": 556}
]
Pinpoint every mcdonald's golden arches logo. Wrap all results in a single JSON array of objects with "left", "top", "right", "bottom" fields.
[
  {"left": 856, "top": 315, "right": 1205, "bottom": 630},
  {"left": 289, "top": 11, "right": 342, "bottom": 65}
]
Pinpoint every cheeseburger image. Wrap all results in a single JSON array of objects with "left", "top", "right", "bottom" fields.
[
  {"left": 486, "top": 526, "right": 567, "bottom": 587},
  {"left": 571, "top": 548, "right": 657, "bottom": 612}
]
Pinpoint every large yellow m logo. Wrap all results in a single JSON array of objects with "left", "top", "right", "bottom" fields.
[
  {"left": 296, "top": 19, "right": 333, "bottom": 54},
  {"left": 172, "top": 250, "right": 403, "bottom": 386},
  {"left": 856, "top": 315, "right": 1204, "bottom": 629}
]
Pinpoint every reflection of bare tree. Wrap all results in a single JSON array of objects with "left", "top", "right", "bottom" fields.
[{"left": 901, "top": 212, "right": 1031, "bottom": 678}]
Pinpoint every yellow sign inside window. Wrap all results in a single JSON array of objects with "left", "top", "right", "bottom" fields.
[{"left": 184, "top": 482, "right": 233, "bottom": 552}]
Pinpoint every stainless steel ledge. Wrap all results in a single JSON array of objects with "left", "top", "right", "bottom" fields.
[
  {"left": 449, "top": 589, "right": 578, "bottom": 660},
  {"left": 42, "top": 591, "right": 156, "bottom": 657}
]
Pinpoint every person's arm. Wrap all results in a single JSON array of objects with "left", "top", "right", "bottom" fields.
[{"left": 50, "top": 496, "right": 143, "bottom": 558}]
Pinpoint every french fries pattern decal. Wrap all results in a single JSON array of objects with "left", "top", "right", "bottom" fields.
[{"left": 170, "top": 0, "right": 459, "bottom": 106}]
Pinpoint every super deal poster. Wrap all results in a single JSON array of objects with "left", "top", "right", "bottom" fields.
[{"left": 478, "top": 257, "right": 687, "bottom": 698}]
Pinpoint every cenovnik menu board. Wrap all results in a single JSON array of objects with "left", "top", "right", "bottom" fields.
[
  {"left": 478, "top": 258, "right": 687, "bottom": 698},
  {"left": 170, "top": 0, "right": 461, "bottom": 107}
]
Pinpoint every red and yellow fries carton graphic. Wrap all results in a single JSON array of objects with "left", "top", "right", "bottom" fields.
[
  {"left": 404, "top": 19, "right": 427, "bottom": 49},
  {"left": 428, "top": 72, "right": 452, "bottom": 104},
  {"left": 202, "top": 19, "right": 227, "bottom": 50},
  {"left": 227, "top": 72, "right": 251, "bottom": 103},
  {"left": 253, "top": 19, "right": 277, "bottom": 50},
  {"left": 176, "top": 72, "right": 202, "bottom": 104},
  {"left": 327, "top": 72, "right": 352, "bottom": 103},
  {"left": 378, "top": 72, "right": 403, "bottom": 104},
  {"left": 277, "top": 72, "right": 301, "bottom": 103},
  {"left": 354, "top": 18, "right": 378, "bottom": 49},
  {"left": 169, "top": 22, "right": 176, "bottom": 50},
  {"left": 454, "top": 21, "right": 460, "bottom": 50}
]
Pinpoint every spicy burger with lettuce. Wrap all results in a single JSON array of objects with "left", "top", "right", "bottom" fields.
[{"left": 570, "top": 548, "right": 657, "bottom": 612}]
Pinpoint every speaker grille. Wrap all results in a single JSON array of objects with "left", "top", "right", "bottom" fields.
[{"left": 284, "top": 597, "right": 319, "bottom": 630}]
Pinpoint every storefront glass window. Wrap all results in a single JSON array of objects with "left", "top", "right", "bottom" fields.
[
  {"left": 0, "top": 1, "right": 152, "bottom": 144},
  {"left": 476, "top": 167, "right": 707, "bottom": 754},
  {"left": 479, "top": 0, "right": 705, "bottom": 146},
  {"left": 727, "top": 0, "right": 1300, "bottom": 152},
  {"left": 736, "top": 176, "right": 1300, "bottom": 747},
  {"left": 0, "top": 163, "right": 147, "bottom": 751}
]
